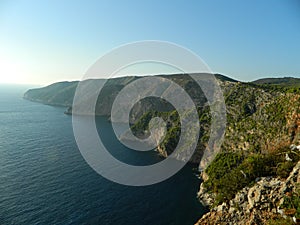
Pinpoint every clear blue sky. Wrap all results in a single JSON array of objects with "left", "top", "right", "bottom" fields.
[{"left": 0, "top": 0, "right": 299, "bottom": 84}]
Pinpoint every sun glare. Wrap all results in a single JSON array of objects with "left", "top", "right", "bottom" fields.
[{"left": 0, "top": 58, "right": 27, "bottom": 84}]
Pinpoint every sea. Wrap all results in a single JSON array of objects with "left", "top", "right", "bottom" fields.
[{"left": 0, "top": 85, "right": 205, "bottom": 225}]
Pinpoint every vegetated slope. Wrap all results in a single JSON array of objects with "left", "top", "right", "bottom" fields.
[
  {"left": 253, "top": 77, "right": 300, "bottom": 88},
  {"left": 24, "top": 81, "right": 79, "bottom": 106},
  {"left": 132, "top": 79, "right": 300, "bottom": 160},
  {"left": 193, "top": 82, "right": 300, "bottom": 224},
  {"left": 24, "top": 74, "right": 300, "bottom": 224},
  {"left": 196, "top": 161, "right": 300, "bottom": 225},
  {"left": 25, "top": 75, "right": 300, "bottom": 162},
  {"left": 23, "top": 74, "right": 213, "bottom": 120},
  {"left": 130, "top": 78, "right": 300, "bottom": 224}
]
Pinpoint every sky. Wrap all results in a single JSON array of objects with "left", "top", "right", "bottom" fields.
[{"left": 0, "top": 0, "right": 299, "bottom": 85}]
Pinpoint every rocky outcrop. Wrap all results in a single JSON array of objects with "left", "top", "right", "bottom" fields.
[
  {"left": 195, "top": 161, "right": 300, "bottom": 225},
  {"left": 197, "top": 181, "right": 216, "bottom": 207}
]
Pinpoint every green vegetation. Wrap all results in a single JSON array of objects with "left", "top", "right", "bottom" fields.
[
  {"left": 128, "top": 76, "right": 300, "bottom": 206},
  {"left": 267, "top": 186, "right": 300, "bottom": 224},
  {"left": 282, "top": 186, "right": 300, "bottom": 219},
  {"left": 24, "top": 81, "right": 78, "bottom": 106},
  {"left": 130, "top": 106, "right": 212, "bottom": 157},
  {"left": 267, "top": 217, "right": 294, "bottom": 225},
  {"left": 253, "top": 81, "right": 300, "bottom": 94},
  {"left": 130, "top": 110, "right": 181, "bottom": 155},
  {"left": 253, "top": 77, "right": 300, "bottom": 88},
  {"left": 25, "top": 74, "right": 300, "bottom": 212},
  {"left": 204, "top": 148, "right": 300, "bottom": 206}
]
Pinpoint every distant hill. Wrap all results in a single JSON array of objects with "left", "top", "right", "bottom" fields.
[
  {"left": 214, "top": 73, "right": 238, "bottom": 83},
  {"left": 23, "top": 73, "right": 236, "bottom": 118},
  {"left": 24, "top": 81, "right": 79, "bottom": 106},
  {"left": 252, "top": 77, "right": 300, "bottom": 88}
]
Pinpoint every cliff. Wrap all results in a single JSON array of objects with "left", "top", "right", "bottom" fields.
[
  {"left": 196, "top": 160, "right": 300, "bottom": 225},
  {"left": 130, "top": 79, "right": 300, "bottom": 164},
  {"left": 24, "top": 74, "right": 216, "bottom": 121},
  {"left": 24, "top": 81, "right": 78, "bottom": 107},
  {"left": 24, "top": 74, "right": 300, "bottom": 223},
  {"left": 24, "top": 75, "right": 300, "bottom": 164}
]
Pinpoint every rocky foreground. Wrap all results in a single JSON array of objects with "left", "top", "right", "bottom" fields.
[{"left": 196, "top": 161, "right": 300, "bottom": 225}]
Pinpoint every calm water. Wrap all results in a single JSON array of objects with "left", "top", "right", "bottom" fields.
[{"left": 0, "top": 85, "right": 205, "bottom": 225}]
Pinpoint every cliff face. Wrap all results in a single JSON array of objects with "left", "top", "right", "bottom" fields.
[
  {"left": 24, "top": 81, "right": 78, "bottom": 106},
  {"left": 25, "top": 75, "right": 300, "bottom": 163},
  {"left": 222, "top": 85, "right": 300, "bottom": 153},
  {"left": 24, "top": 74, "right": 210, "bottom": 122},
  {"left": 196, "top": 161, "right": 300, "bottom": 225},
  {"left": 123, "top": 76, "right": 300, "bottom": 223},
  {"left": 24, "top": 74, "right": 300, "bottom": 223},
  {"left": 130, "top": 80, "right": 300, "bottom": 164}
]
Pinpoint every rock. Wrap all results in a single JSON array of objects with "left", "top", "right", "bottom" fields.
[
  {"left": 197, "top": 183, "right": 215, "bottom": 207},
  {"left": 286, "top": 153, "right": 293, "bottom": 161},
  {"left": 280, "top": 160, "right": 300, "bottom": 194},
  {"left": 195, "top": 161, "right": 300, "bottom": 225},
  {"left": 290, "top": 144, "right": 300, "bottom": 151},
  {"left": 200, "top": 171, "right": 209, "bottom": 182},
  {"left": 229, "top": 206, "right": 236, "bottom": 214},
  {"left": 215, "top": 202, "right": 227, "bottom": 212},
  {"left": 247, "top": 185, "right": 262, "bottom": 210}
]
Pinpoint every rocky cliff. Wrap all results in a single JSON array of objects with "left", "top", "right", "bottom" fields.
[
  {"left": 196, "top": 161, "right": 300, "bottom": 225},
  {"left": 24, "top": 74, "right": 300, "bottom": 224},
  {"left": 129, "top": 78, "right": 300, "bottom": 165},
  {"left": 24, "top": 74, "right": 216, "bottom": 122}
]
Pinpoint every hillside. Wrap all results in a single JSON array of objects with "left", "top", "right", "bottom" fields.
[
  {"left": 24, "top": 81, "right": 79, "bottom": 106},
  {"left": 24, "top": 74, "right": 300, "bottom": 223},
  {"left": 253, "top": 77, "right": 300, "bottom": 88},
  {"left": 196, "top": 161, "right": 300, "bottom": 224},
  {"left": 126, "top": 75, "right": 300, "bottom": 224},
  {"left": 24, "top": 74, "right": 235, "bottom": 109},
  {"left": 24, "top": 75, "right": 300, "bottom": 159},
  {"left": 24, "top": 74, "right": 218, "bottom": 121}
]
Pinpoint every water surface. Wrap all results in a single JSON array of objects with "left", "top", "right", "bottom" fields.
[{"left": 0, "top": 85, "right": 205, "bottom": 225}]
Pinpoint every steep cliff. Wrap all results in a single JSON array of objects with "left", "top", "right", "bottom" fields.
[
  {"left": 25, "top": 75, "right": 300, "bottom": 163},
  {"left": 130, "top": 80, "right": 300, "bottom": 164},
  {"left": 24, "top": 74, "right": 300, "bottom": 224},
  {"left": 24, "top": 74, "right": 213, "bottom": 122}
]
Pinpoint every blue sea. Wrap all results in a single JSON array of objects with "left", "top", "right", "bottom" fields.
[{"left": 0, "top": 85, "right": 205, "bottom": 225}]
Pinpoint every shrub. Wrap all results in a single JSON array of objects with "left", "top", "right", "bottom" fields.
[
  {"left": 204, "top": 152, "right": 244, "bottom": 192},
  {"left": 267, "top": 217, "right": 294, "bottom": 225},
  {"left": 281, "top": 186, "right": 300, "bottom": 219},
  {"left": 276, "top": 161, "right": 295, "bottom": 178},
  {"left": 203, "top": 150, "right": 298, "bottom": 205}
]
